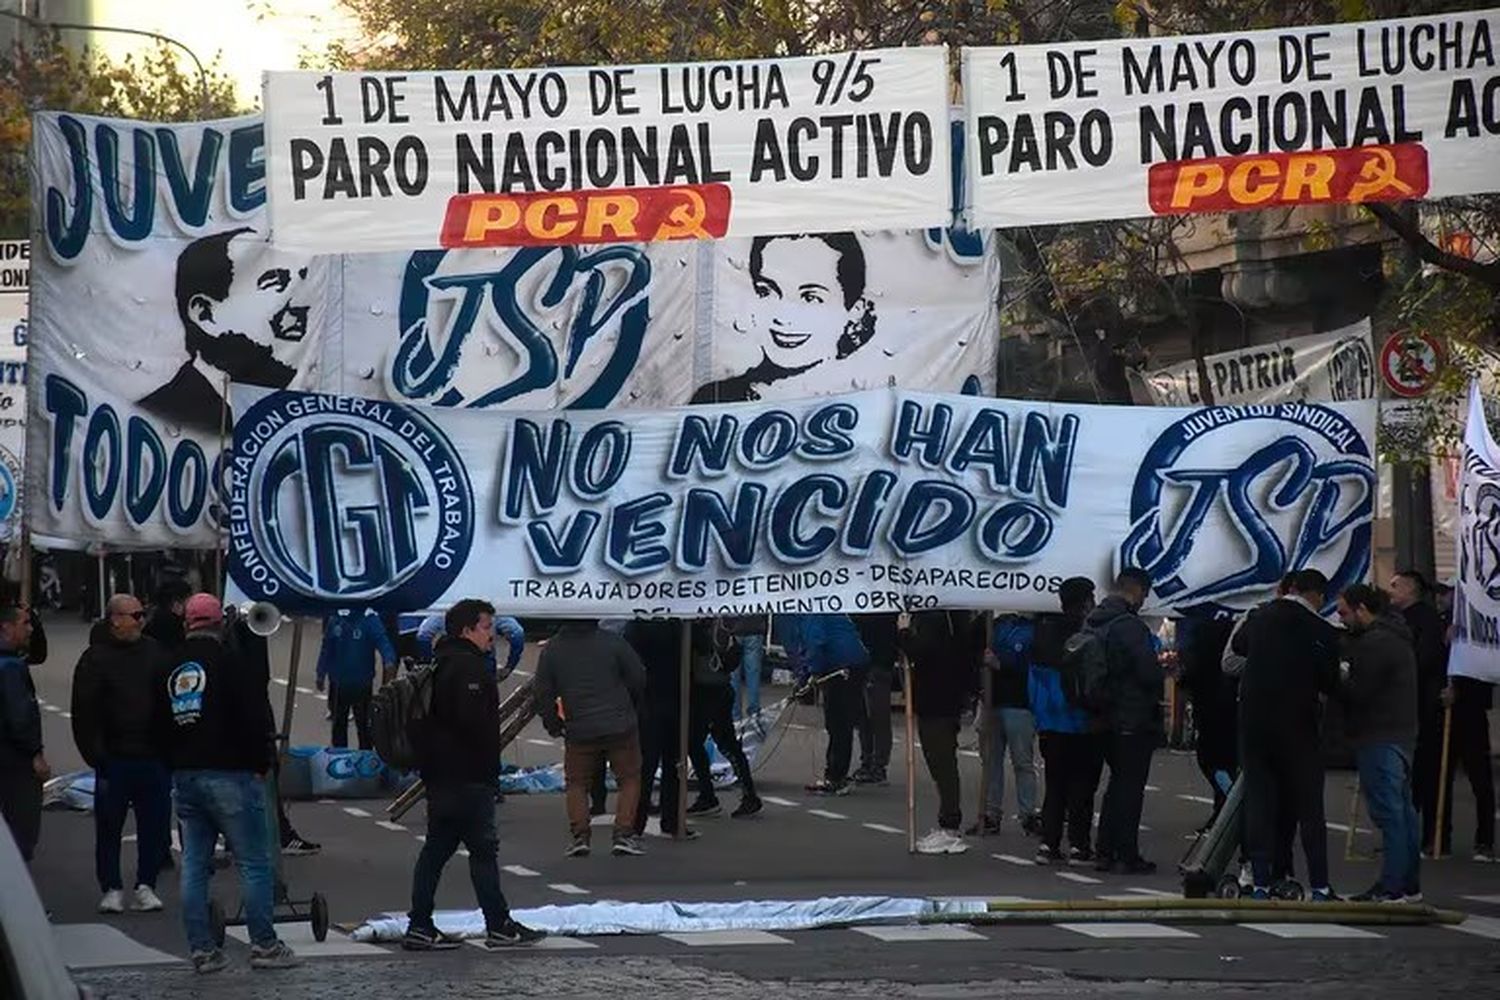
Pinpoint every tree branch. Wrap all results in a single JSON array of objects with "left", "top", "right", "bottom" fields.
[{"left": 1365, "top": 201, "right": 1500, "bottom": 289}]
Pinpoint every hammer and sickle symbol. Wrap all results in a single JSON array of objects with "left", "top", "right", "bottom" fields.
[
  {"left": 1349, "top": 148, "right": 1415, "bottom": 203},
  {"left": 655, "top": 188, "right": 712, "bottom": 240}
]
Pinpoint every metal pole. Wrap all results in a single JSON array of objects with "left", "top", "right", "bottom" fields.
[
  {"left": 96, "top": 548, "right": 106, "bottom": 618},
  {"left": 215, "top": 377, "right": 230, "bottom": 599},
  {"left": 677, "top": 620, "right": 690, "bottom": 841},
  {"left": 279, "top": 619, "right": 304, "bottom": 746},
  {"left": 1431, "top": 703, "right": 1454, "bottom": 859},
  {"left": 978, "top": 612, "right": 994, "bottom": 826},
  {"left": 903, "top": 652, "right": 917, "bottom": 854},
  {"left": 1344, "top": 776, "right": 1362, "bottom": 861}
]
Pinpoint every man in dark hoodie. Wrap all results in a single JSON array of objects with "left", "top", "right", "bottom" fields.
[
  {"left": 72, "top": 594, "right": 174, "bottom": 915},
  {"left": 144, "top": 579, "right": 191, "bottom": 654},
  {"left": 1233, "top": 568, "right": 1341, "bottom": 901},
  {"left": 626, "top": 619, "right": 691, "bottom": 839},
  {"left": 1337, "top": 584, "right": 1420, "bottom": 903},
  {"left": 0, "top": 603, "right": 44, "bottom": 863},
  {"left": 1393, "top": 570, "right": 1456, "bottom": 855},
  {"left": 535, "top": 619, "right": 647, "bottom": 858},
  {"left": 1089, "top": 568, "right": 1163, "bottom": 874},
  {"left": 899, "top": 610, "right": 983, "bottom": 855},
  {"left": 853, "top": 613, "right": 899, "bottom": 786},
  {"left": 406, "top": 599, "right": 543, "bottom": 952},
  {"left": 685, "top": 619, "right": 762, "bottom": 821},
  {"left": 163, "top": 594, "right": 298, "bottom": 974}
]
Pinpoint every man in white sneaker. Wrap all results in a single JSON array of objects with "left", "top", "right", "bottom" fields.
[
  {"left": 72, "top": 594, "right": 174, "bottom": 914},
  {"left": 899, "top": 610, "right": 983, "bottom": 855}
]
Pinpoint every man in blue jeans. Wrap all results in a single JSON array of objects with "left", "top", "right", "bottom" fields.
[
  {"left": 726, "top": 615, "right": 767, "bottom": 734},
  {"left": 71, "top": 594, "right": 174, "bottom": 914},
  {"left": 976, "top": 615, "right": 1040, "bottom": 836},
  {"left": 162, "top": 594, "right": 297, "bottom": 974},
  {"left": 1338, "top": 584, "right": 1422, "bottom": 903}
]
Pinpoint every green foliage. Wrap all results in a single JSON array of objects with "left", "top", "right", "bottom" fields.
[{"left": 0, "top": 30, "right": 241, "bottom": 237}]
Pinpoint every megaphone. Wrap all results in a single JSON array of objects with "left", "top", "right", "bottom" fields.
[{"left": 237, "top": 601, "right": 283, "bottom": 638}]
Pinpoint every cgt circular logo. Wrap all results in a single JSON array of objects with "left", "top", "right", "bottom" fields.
[
  {"left": 228, "top": 391, "right": 474, "bottom": 612},
  {"left": 1120, "top": 403, "right": 1374, "bottom": 617}
]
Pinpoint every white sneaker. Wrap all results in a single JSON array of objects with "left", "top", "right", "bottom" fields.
[
  {"left": 915, "top": 829, "right": 969, "bottom": 855},
  {"left": 98, "top": 889, "right": 125, "bottom": 914},
  {"left": 132, "top": 885, "right": 163, "bottom": 912}
]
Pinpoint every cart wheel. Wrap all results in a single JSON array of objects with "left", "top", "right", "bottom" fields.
[
  {"left": 1215, "top": 875, "right": 1242, "bottom": 900},
  {"left": 208, "top": 898, "right": 226, "bottom": 948},
  {"left": 310, "top": 893, "right": 329, "bottom": 943}
]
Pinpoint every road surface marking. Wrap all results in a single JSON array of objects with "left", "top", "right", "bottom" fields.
[
  {"left": 1145, "top": 785, "right": 1160, "bottom": 792},
  {"left": 44, "top": 705, "right": 60, "bottom": 713},
  {"left": 1056, "top": 871, "right": 1102, "bottom": 885},
  {"left": 457, "top": 847, "right": 470, "bottom": 857},
  {"left": 863, "top": 822, "right": 904, "bottom": 835},
  {"left": 1462, "top": 895, "right": 1500, "bottom": 905},
  {"left": 503, "top": 865, "right": 541, "bottom": 877},
  {"left": 1450, "top": 916, "right": 1500, "bottom": 940},
  {"left": 343, "top": 807, "right": 371, "bottom": 818},
  {"left": 52, "top": 924, "right": 180, "bottom": 969},
  {"left": 414, "top": 835, "right": 426, "bottom": 842},
  {"left": 855, "top": 925, "right": 984, "bottom": 942},
  {"left": 273, "top": 678, "right": 289, "bottom": 686},
  {"left": 661, "top": 930, "right": 792, "bottom": 946},
  {"left": 317, "top": 799, "right": 337, "bottom": 805},
  {"left": 1177, "top": 794, "right": 1214, "bottom": 805},
  {"left": 547, "top": 883, "right": 590, "bottom": 895},
  {"left": 296, "top": 686, "right": 313, "bottom": 695},
  {"left": 959, "top": 750, "right": 981, "bottom": 758},
  {"left": 1325, "top": 822, "right": 1371, "bottom": 834},
  {"left": 526, "top": 739, "right": 554, "bottom": 746},
  {"left": 1124, "top": 887, "right": 1176, "bottom": 898},
  {"left": 466, "top": 936, "right": 596, "bottom": 951},
  {"left": 376, "top": 821, "right": 407, "bottom": 832},
  {"left": 993, "top": 853, "right": 1035, "bottom": 867},
  {"left": 229, "top": 924, "right": 386, "bottom": 955},
  {"left": 1241, "top": 923, "right": 1381, "bottom": 939},
  {"left": 60, "top": 711, "right": 71, "bottom": 719},
  {"left": 762, "top": 796, "right": 799, "bottom": 807},
  {"left": 807, "top": 809, "right": 848, "bottom": 820},
  {"left": 1057, "top": 922, "right": 1197, "bottom": 939}
]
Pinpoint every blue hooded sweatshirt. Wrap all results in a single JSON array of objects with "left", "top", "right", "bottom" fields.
[
  {"left": 316, "top": 609, "right": 396, "bottom": 688},
  {"left": 776, "top": 614, "right": 869, "bottom": 683}
]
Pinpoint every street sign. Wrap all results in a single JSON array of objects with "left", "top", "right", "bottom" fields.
[{"left": 1379, "top": 330, "right": 1445, "bottom": 398}]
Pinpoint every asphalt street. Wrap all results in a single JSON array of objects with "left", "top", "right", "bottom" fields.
[{"left": 19, "top": 618, "right": 1500, "bottom": 999}]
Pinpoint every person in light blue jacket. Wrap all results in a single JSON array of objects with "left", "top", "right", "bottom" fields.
[
  {"left": 316, "top": 609, "right": 396, "bottom": 750},
  {"left": 414, "top": 612, "right": 524, "bottom": 680},
  {"left": 776, "top": 613, "right": 869, "bottom": 795}
]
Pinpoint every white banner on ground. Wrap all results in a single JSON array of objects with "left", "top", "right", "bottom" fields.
[
  {"left": 28, "top": 111, "right": 996, "bottom": 549},
  {"left": 0, "top": 240, "right": 25, "bottom": 541},
  {"left": 226, "top": 385, "right": 1377, "bottom": 620},
  {"left": 262, "top": 48, "right": 951, "bottom": 253},
  {"left": 1131, "top": 320, "right": 1376, "bottom": 406},
  {"left": 963, "top": 10, "right": 1500, "bottom": 226},
  {"left": 1450, "top": 381, "right": 1500, "bottom": 681}
]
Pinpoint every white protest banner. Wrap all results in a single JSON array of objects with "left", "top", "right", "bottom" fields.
[
  {"left": 262, "top": 48, "right": 951, "bottom": 253},
  {"left": 28, "top": 111, "right": 996, "bottom": 548},
  {"left": 226, "top": 385, "right": 1376, "bottom": 620},
  {"left": 963, "top": 10, "right": 1500, "bottom": 227},
  {"left": 0, "top": 240, "right": 26, "bottom": 541},
  {"left": 1132, "top": 320, "right": 1376, "bottom": 406},
  {"left": 1450, "top": 381, "right": 1500, "bottom": 681}
]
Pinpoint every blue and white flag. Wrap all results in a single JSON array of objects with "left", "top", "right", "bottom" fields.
[{"left": 1451, "top": 381, "right": 1500, "bottom": 682}]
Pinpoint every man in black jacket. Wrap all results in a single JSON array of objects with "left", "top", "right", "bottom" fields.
[
  {"left": 144, "top": 579, "right": 191, "bottom": 654},
  {"left": 1338, "top": 584, "right": 1421, "bottom": 903},
  {"left": 853, "top": 613, "right": 899, "bottom": 785},
  {"left": 406, "top": 599, "right": 543, "bottom": 952},
  {"left": 1089, "top": 568, "right": 1163, "bottom": 874},
  {"left": 627, "top": 619, "right": 691, "bottom": 839},
  {"left": 0, "top": 604, "right": 44, "bottom": 863},
  {"left": 1394, "top": 570, "right": 1456, "bottom": 855},
  {"left": 685, "top": 619, "right": 761, "bottom": 822},
  {"left": 164, "top": 594, "right": 297, "bottom": 974},
  {"left": 72, "top": 594, "right": 174, "bottom": 914},
  {"left": 900, "top": 610, "right": 982, "bottom": 855},
  {"left": 1233, "top": 569, "right": 1341, "bottom": 900}
]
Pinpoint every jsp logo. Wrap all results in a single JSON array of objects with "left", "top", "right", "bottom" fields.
[
  {"left": 1120, "top": 403, "right": 1374, "bottom": 616},
  {"left": 391, "top": 246, "right": 651, "bottom": 410},
  {"left": 228, "top": 391, "right": 474, "bottom": 613}
]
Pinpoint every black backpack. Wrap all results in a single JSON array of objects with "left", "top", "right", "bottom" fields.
[
  {"left": 369, "top": 662, "right": 437, "bottom": 771},
  {"left": 1059, "top": 623, "right": 1109, "bottom": 711}
]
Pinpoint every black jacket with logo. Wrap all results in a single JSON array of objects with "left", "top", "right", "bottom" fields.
[
  {"left": 71, "top": 624, "right": 174, "bottom": 767},
  {"left": 421, "top": 636, "right": 500, "bottom": 787},
  {"left": 162, "top": 632, "right": 275, "bottom": 774}
]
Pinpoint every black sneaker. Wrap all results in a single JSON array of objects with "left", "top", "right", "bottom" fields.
[
  {"left": 1035, "top": 844, "right": 1060, "bottom": 865},
  {"left": 1119, "top": 857, "right": 1158, "bottom": 876},
  {"left": 1068, "top": 846, "right": 1094, "bottom": 865},
  {"left": 1020, "top": 815, "right": 1044, "bottom": 838},
  {"left": 281, "top": 836, "right": 321, "bottom": 856},
  {"left": 732, "top": 795, "right": 763, "bottom": 818},
  {"left": 806, "top": 779, "right": 852, "bottom": 796},
  {"left": 660, "top": 826, "right": 702, "bottom": 840},
  {"left": 612, "top": 834, "right": 646, "bottom": 856},
  {"left": 565, "top": 835, "right": 590, "bottom": 858},
  {"left": 402, "top": 925, "right": 461, "bottom": 951},
  {"left": 965, "top": 816, "right": 1002, "bottom": 837},
  {"left": 852, "top": 767, "right": 888, "bottom": 785},
  {"left": 485, "top": 919, "right": 546, "bottom": 948},
  {"left": 685, "top": 798, "right": 723, "bottom": 818}
]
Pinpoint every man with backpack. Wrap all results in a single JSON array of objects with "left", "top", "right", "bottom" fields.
[
  {"left": 1031, "top": 578, "right": 1105, "bottom": 864},
  {"left": 685, "top": 618, "right": 762, "bottom": 820},
  {"left": 974, "top": 615, "right": 1040, "bottom": 837},
  {"left": 1081, "top": 568, "right": 1163, "bottom": 875},
  {"left": 404, "top": 599, "right": 544, "bottom": 951}
]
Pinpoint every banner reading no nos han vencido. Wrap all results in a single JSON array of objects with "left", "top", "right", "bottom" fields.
[
  {"left": 963, "top": 9, "right": 1500, "bottom": 227},
  {"left": 226, "top": 384, "right": 1377, "bottom": 620},
  {"left": 263, "top": 48, "right": 951, "bottom": 254}
]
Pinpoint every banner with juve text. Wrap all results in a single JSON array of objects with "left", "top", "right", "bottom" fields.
[
  {"left": 1450, "top": 382, "right": 1500, "bottom": 682},
  {"left": 226, "top": 385, "right": 1377, "bottom": 620},
  {"left": 963, "top": 10, "right": 1500, "bottom": 226},
  {"left": 263, "top": 48, "right": 951, "bottom": 253}
]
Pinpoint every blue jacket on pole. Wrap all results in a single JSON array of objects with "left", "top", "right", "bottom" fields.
[
  {"left": 316, "top": 609, "right": 396, "bottom": 688},
  {"left": 776, "top": 614, "right": 869, "bottom": 683}
]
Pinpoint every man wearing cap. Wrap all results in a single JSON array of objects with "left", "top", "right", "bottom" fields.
[{"left": 161, "top": 594, "right": 298, "bottom": 975}]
